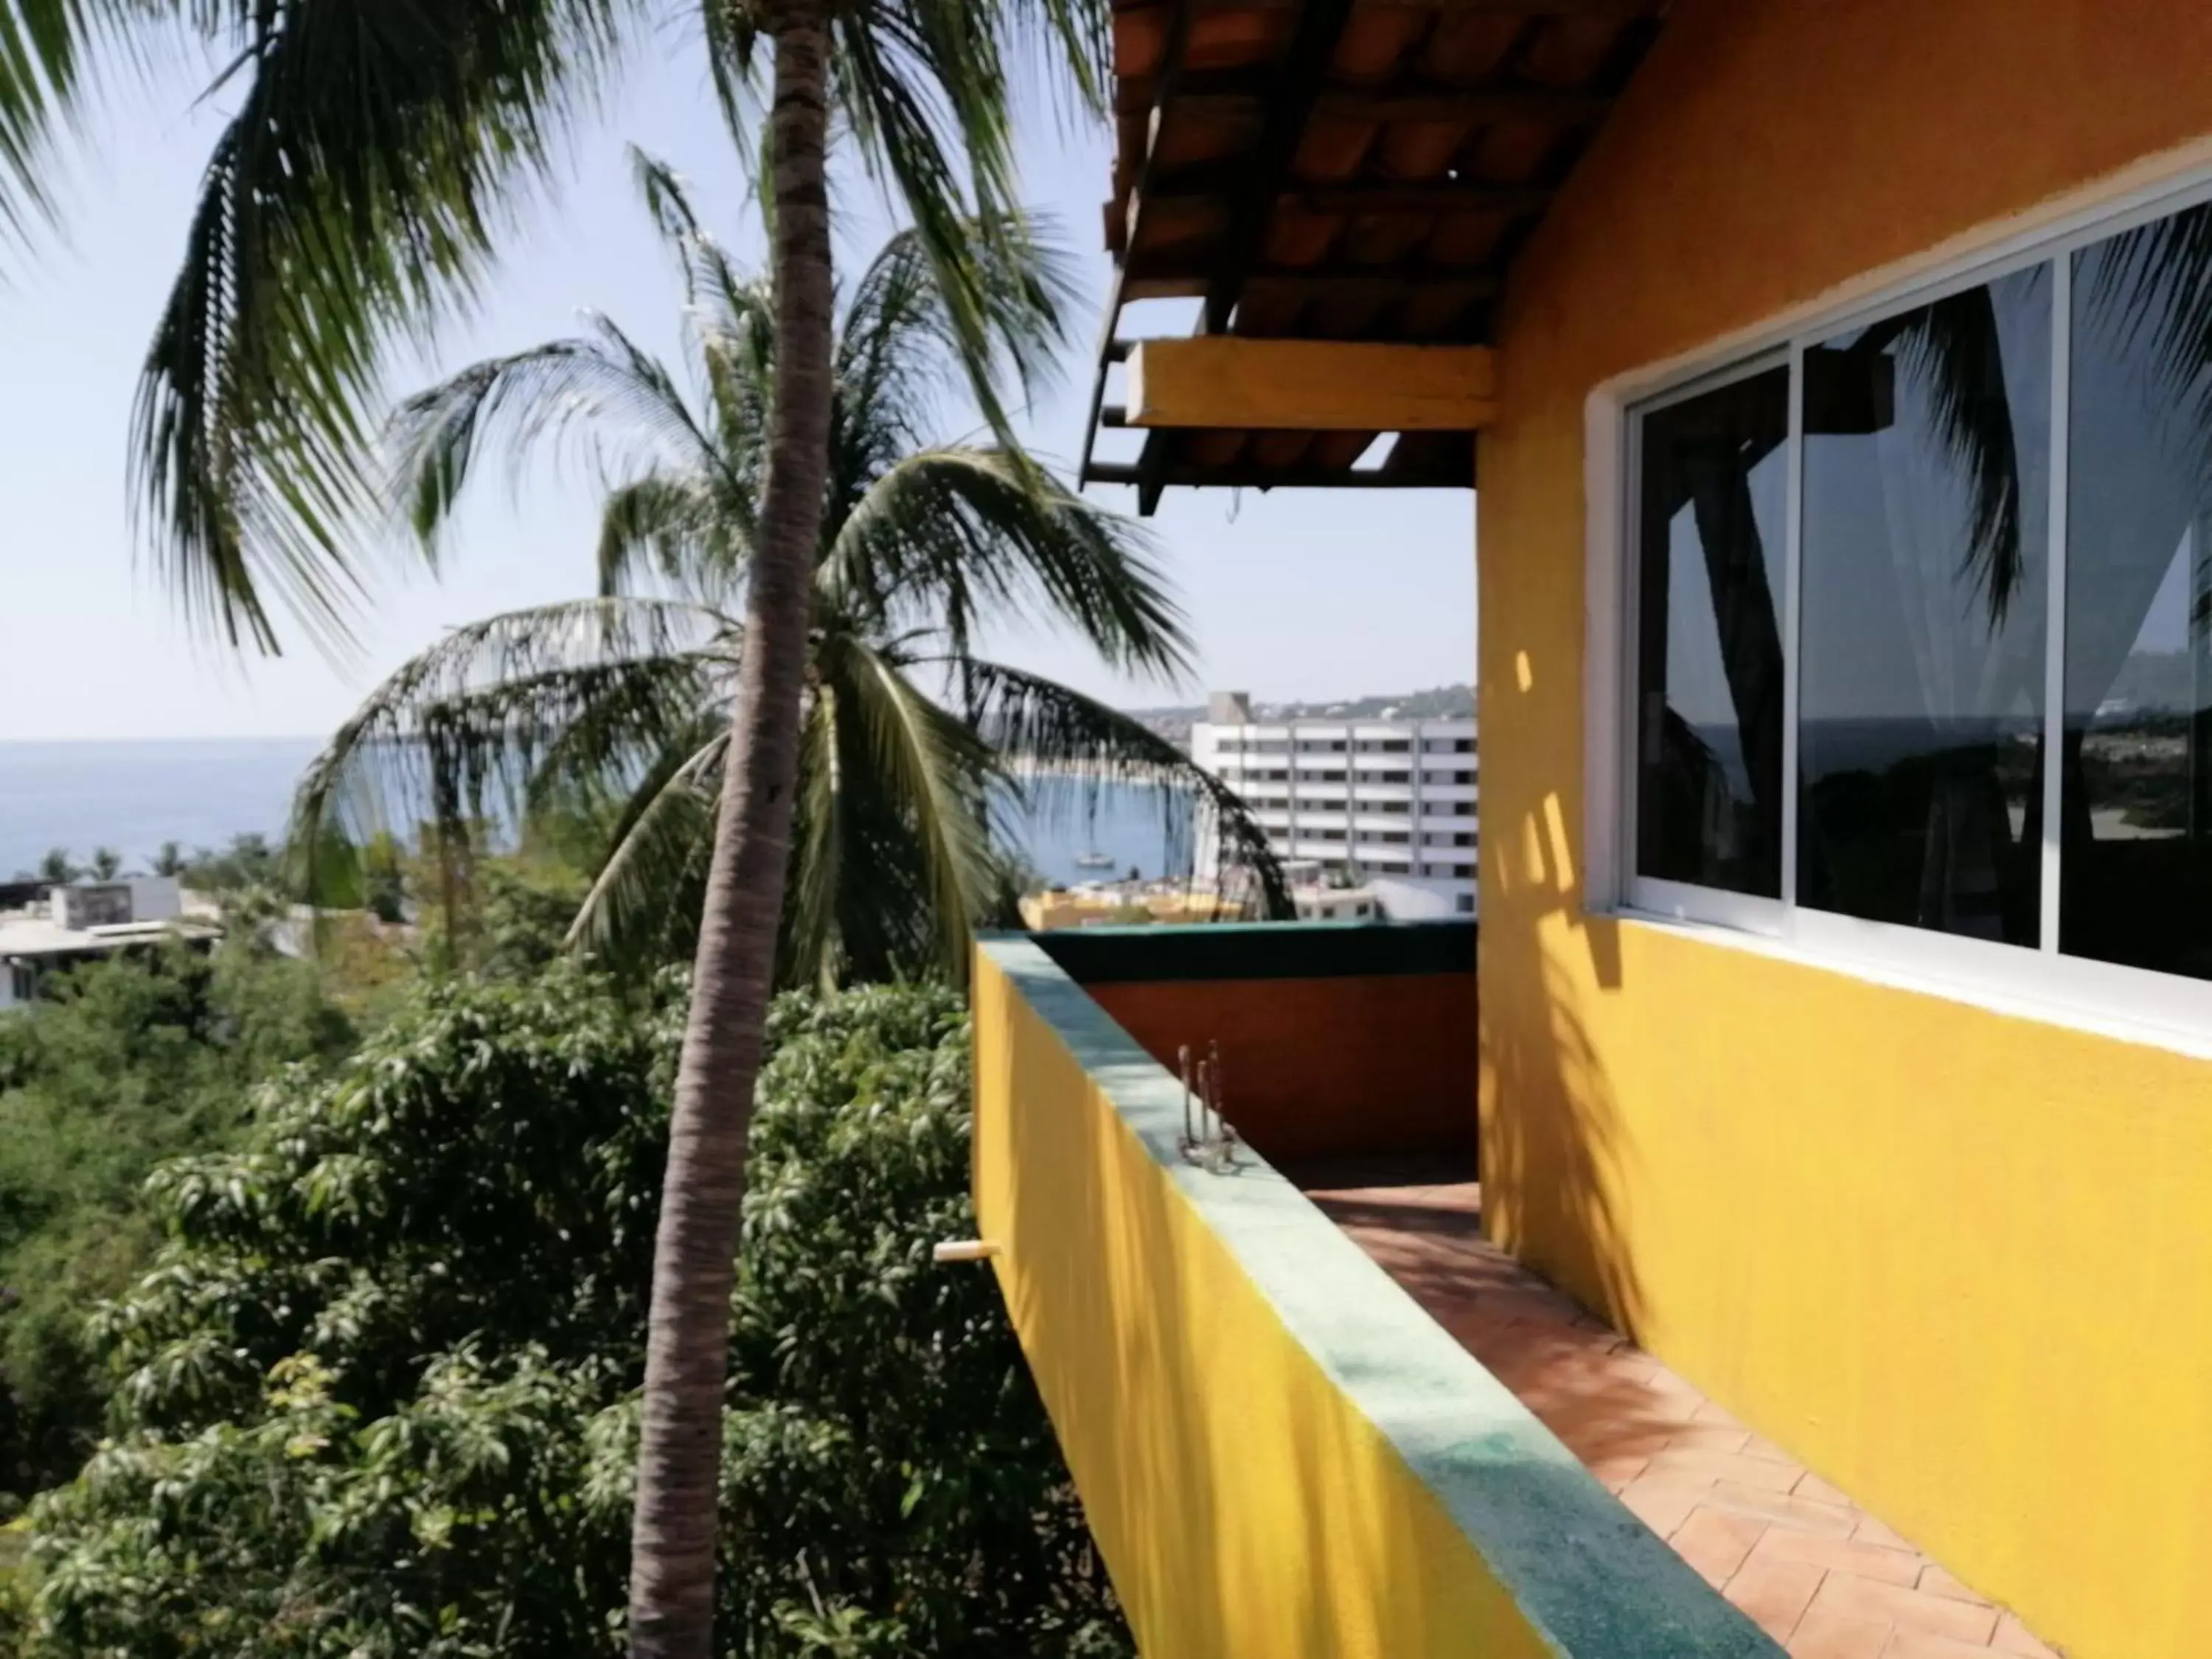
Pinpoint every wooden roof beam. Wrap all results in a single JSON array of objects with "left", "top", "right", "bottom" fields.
[
  {"left": 1127, "top": 338, "right": 1498, "bottom": 431},
  {"left": 1079, "top": 0, "right": 1196, "bottom": 487}
]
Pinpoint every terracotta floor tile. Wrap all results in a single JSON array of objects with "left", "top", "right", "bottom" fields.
[
  {"left": 1854, "top": 1514, "right": 1916, "bottom": 1552},
  {"left": 1587, "top": 1453, "right": 1649, "bottom": 1493},
  {"left": 1915, "top": 1565, "right": 1992, "bottom": 1607},
  {"left": 1297, "top": 1164, "right": 2065, "bottom": 1659},
  {"left": 1807, "top": 1575, "right": 1998, "bottom": 1646},
  {"left": 1692, "top": 1399, "right": 1749, "bottom": 1431},
  {"left": 1992, "top": 1613, "right": 2062, "bottom": 1657},
  {"left": 1618, "top": 1475, "right": 1712, "bottom": 1540},
  {"left": 1742, "top": 1433, "right": 1801, "bottom": 1464},
  {"left": 1672, "top": 1505, "right": 1767, "bottom": 1587},
  {"left": 1746, "top": 1526, "right": 1922, "bottom": 1587},
  {"left": 1722, "top": 1554, "right": 1824, "bottom": 1641},
  {"left": 1789, "top": 1604, "right": 1895, "bottom": 1659},
  {"left": 1882, "top": 1632, "right": 2011, "bottom": 1658},
  {"left": 1646, "top": 1447, "right": 1806, "bottom": 1494},
  {"left": 1666, "top": 1423, "right": 1755, "bottom": 1455},
  {"left": 1701, "top": 1481, "right": 1860, "bottom": 1537}
]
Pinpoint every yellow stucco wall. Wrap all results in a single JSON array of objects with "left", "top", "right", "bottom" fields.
[
  {"left": 1477, "top": 4, "right": 2212, "bottom": 1656},
  {"left": 971, "top": 946, "right": 1557, "bottom": 1659}
]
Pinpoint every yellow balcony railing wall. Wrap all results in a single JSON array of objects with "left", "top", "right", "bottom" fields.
[{"left": 972, "top": 929, "right": 1779, "bottom": 1659}]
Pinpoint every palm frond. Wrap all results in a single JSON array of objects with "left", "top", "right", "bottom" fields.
[
  {"left": 785, "top": 681, "right": 849, "bottom": 990},
  {"left": 2087, "top": 201, "right": 2212, "bottom": 479},
  {"left": 627, "top": 150, "right": 779, "bottom": 481},
  {"left": 697, "top": 0, "right": 762, "bottom": 172},
  {"left": 566, "top": 728, "right": 726, "bottom": 969},
  {"left": 1893, "top": 282, "right": 2031, "bottom": 625},
  {"left": 810, "top": 630, "right": 1002, "bottom": 982},
  {"left": 597, "top": 472, "right": 748, "bottom": 604},
  {"left": 836, "top": 215, "right": 1081, "bottom": 435},
  {"left": 0, "top": 4, "right": 128, "bottom": 247},
  {"left": 389, "top": 321, "right": 731, "bottom": 557},
  {"left": 135, "top": 0, "right": 640, "bottom": 651},
  {"left": 822, "top": 445, "right": 1188, "bottom": 681},
  {"left": 702, "top": 0, "right": 1101, "bottom": 450},
  {"left": 956, "top": 658, "right": 1293, "bottom": 919},
  {"left": 288, "top": 597, "right": 721, "bottom": 907}
]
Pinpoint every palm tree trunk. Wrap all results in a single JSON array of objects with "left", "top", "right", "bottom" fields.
[{"left": 626, "top": 12, "right": 837, "bottom": 1656}]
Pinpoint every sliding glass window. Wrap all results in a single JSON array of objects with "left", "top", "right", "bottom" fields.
[
  {"left": 1625, "top": 183, "right": 2212, "bottom": 1003},
  {"left": 1632, "top": 366, "right": 1790, "bottom": 897},
  {"left": 2062, "top": 204, "right": 2212, "bottom": 981},
  {"left": 1798, "top": 267, "right": 2051, "bottom": 945}
]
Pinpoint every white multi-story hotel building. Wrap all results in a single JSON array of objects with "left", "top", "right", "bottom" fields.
[{"left": 1191, "top": 692, "right": 1477, "bottom": 920}]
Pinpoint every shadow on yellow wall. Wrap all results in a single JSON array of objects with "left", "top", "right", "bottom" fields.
[{"left": 1475, "top": 627, "right": 1646, "bottom": 1346}]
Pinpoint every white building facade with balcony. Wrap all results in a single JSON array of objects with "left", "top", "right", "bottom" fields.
[{"left": 1191, "top": 692, "right": 1476, "bottom": 920}]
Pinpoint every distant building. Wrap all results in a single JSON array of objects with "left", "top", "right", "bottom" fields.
[
  {"left": 0, "top": 877, "right": 216, "bottom": 1011},
  {"left": 1192, "top": 692, "right": 1476, "bottom": 920}
]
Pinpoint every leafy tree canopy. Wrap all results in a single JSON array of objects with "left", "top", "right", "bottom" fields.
[
  {"left": 0, "top": 942, "right": 355, "bottom": 1507},
  {"left": 12, "top": 971, "right": 1125, "bottom": 1657}
]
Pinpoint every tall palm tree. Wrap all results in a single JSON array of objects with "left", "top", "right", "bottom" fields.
[
  {"left": 633, "top": 14, "right": 1108, "bottom": 1644},
  {"left": 291, "top": 159, "right": 1283, "bottom": 995},
  {"left": 635, "top": 15, "right": 1107, "bottom": 1644}
]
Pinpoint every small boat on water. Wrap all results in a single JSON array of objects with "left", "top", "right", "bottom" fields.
[{"left": 1073, "top": 851, "right": 1116, "bottom": 870}]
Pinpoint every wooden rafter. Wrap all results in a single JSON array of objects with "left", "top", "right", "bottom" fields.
[
  {"left": 1127, "top": 338, "right": 1497, "bottom": 431},
  {"left": 1077, "top": 0, "right": 1196, "bottom": 490}
]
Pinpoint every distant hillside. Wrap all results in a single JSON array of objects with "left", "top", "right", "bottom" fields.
[{"left": 1127, "top": 684, "right": 1475, "bottom": 745}]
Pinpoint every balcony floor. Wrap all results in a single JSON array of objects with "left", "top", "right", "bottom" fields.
[{"left": 1294, "top": 1157, "right": 2061, "bottom": 1659}]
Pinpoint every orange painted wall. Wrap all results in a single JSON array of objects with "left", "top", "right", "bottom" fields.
[
  {"left": 1477, "top": 4, "right": 2212, "bottom": 1656},
  {"left": 1086, "top": 973, "right": 1478, "bottom": 1165}
]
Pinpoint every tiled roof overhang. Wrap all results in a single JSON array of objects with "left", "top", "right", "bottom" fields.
[{"left": 1082, "top": 0, "right": 1669, "bottom": 511}]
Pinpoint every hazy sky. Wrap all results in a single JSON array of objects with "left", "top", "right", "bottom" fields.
[{"left": 0, "top": 26, "right": 1475, "bottom": 742}]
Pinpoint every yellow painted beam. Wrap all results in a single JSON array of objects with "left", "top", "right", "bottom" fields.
[{"left": 1125, "top": 337, "right": 1497, "bottom": 431}]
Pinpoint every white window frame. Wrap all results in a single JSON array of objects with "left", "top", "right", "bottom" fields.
[{"left": 1587, "top": 157, "right": 2212, "bottom": 1057}]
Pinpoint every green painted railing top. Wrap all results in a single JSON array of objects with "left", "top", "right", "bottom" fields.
[
  {"left": 1013, "top": 916, "right": 1475, "bottom": 986},
  {"left": 981, "top": 934, "right": 1782, "bottom": 1659}
]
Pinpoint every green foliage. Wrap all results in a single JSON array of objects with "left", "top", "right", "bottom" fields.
[
  {"left": 14, "top": 975, "right": 1127, "bottom": 1658},
  {"left": 0, "top": 944, "right": 355, "bottom": 1508},
  {"left": 180, "top": 835, "right": 281, "bottom": 895},
  {"left": 722, "top": 988, "right": 1125, "bottom": 1653},
  {"left": 18, "top": 964, "right": 670, "bottom": 1658}
]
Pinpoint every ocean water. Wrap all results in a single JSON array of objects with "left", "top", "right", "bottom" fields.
[
  {"left": 1001, "top": 773, "right": 1204, "bottom": 889},
  {"left": 0, "top": 740, "right": 1200, "bottom": 887},
  {"left": 0, "top": 738, "right": 323, "bottom": 878}
]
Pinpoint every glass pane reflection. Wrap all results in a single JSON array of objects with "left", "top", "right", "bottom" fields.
[
  {"left": 1634, "top": 368, "right": 1790, "bottom": 897},
  {"left": 1798, "top": 265, "right": 2051, "bottom": 944},
  {"left": 2062, "top": 206, "right": 2212, "bottom": 978}
]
